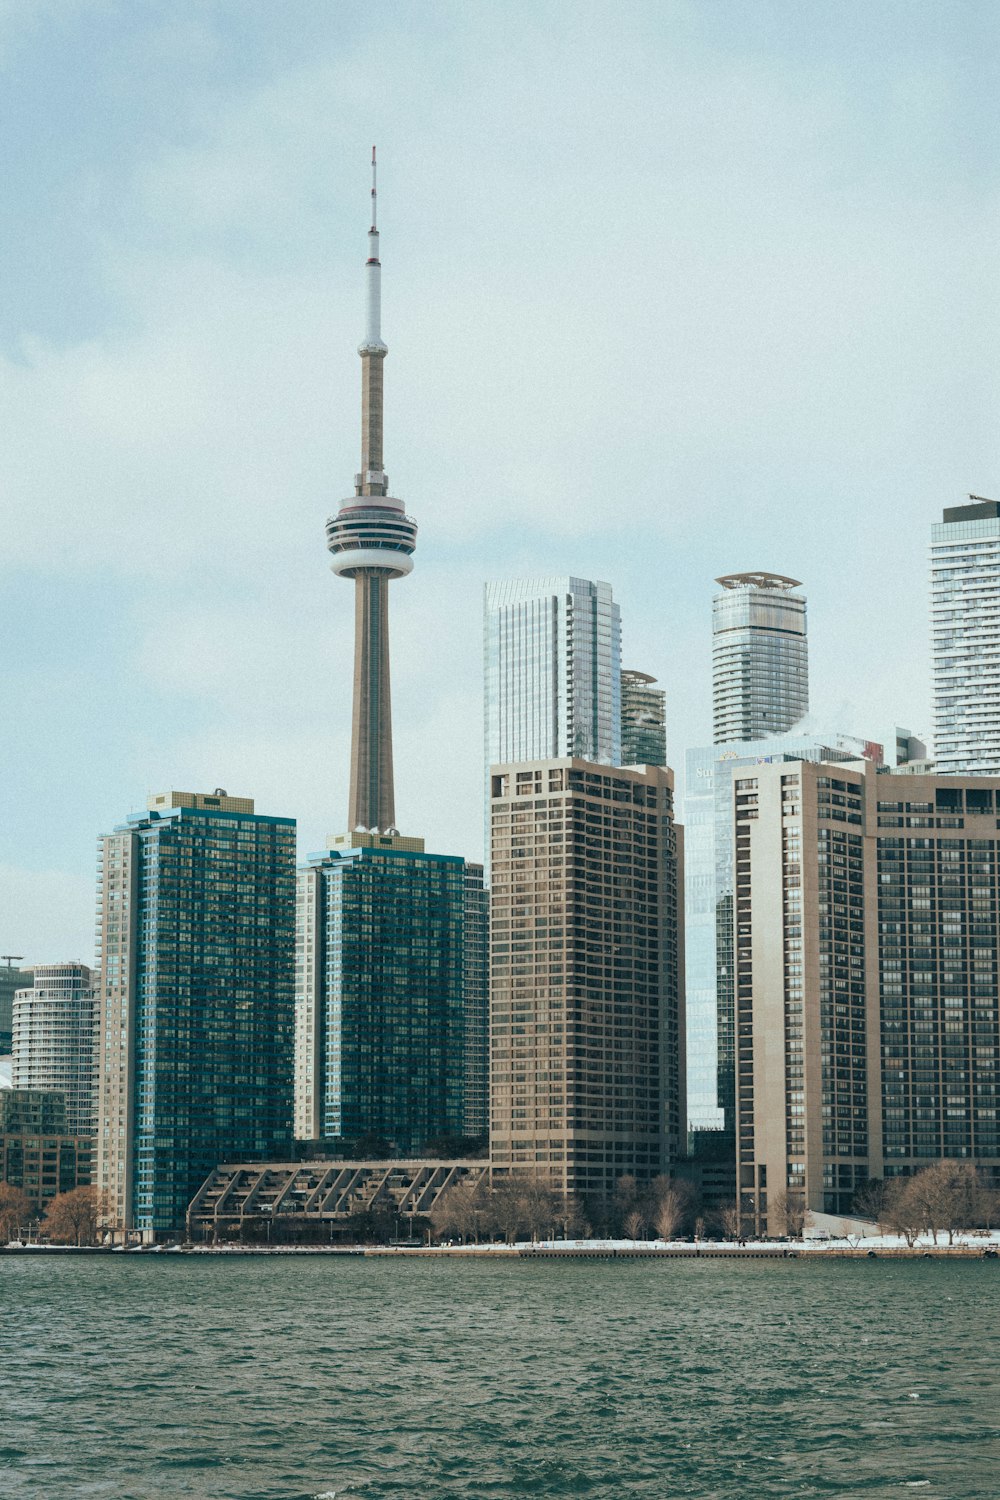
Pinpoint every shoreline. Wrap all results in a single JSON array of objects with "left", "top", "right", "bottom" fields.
[{"left": 4, "top": 1240, "right": 999, "bottom": 1260}]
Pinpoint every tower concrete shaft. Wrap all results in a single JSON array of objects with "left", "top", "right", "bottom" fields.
[
  {"left": 327, "top": 148, "right": 417, "bottom": 833},
  {"left": 348, "top": 570, "right": 395, "bottom": 833}
]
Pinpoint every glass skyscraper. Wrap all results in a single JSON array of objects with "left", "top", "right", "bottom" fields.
[
  {"left": 484, "top": 577, "right": 621, "bottom": 782},
  {"left": 95, "top": 791, "right": 296, "bottom": 1239},
  {"left": 931, "top": 497, "right": 1000, "bottom": 774},
  {"left": 712, "top": 573, "right": 808, "bottom": 744},
  {"left": 621, "top": 669, "right": 667, "bottom": 767},
  {"left": 295, "top": 833, "right": 484, "bottom": 1151}
]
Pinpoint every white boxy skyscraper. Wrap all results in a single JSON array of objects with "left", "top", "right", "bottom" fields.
[
  {"left": 931, "top": 497, "right": 1000, "bottom": 774},
  {"left": 484, "top": 577, "right": 621, "bottom": 786}
]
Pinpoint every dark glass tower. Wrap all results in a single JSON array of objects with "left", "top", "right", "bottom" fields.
[
  {"left": 295, "top": 838, "right": 483, "bottom": 1152},
  {"left": 96, "top": 791, "right": 296, "bottom": 1237}
]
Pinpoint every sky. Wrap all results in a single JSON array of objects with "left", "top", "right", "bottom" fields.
[{"left": 2, "top": 0, "right": 999, "bottom": 962}]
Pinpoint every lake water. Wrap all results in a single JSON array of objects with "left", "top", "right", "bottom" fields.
[{"left": 3, "top": 1255, "right": 999, "bottom": 1499}]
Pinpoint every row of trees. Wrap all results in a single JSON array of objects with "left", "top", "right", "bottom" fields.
[
  {"left": 0, "top": 1184, "right": 100, "bottom": 1246},
  {"left": 429, "top": 1174, "right": 709, "bottom": 1245},
  {"left": 431, "top": 1165, "right": 1000, "bottom": 1247},
  {"left": 853, "top": 1162, "right": 1000, "bottom": 1246}
]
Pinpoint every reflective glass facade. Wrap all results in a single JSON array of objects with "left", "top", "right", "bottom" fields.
[
  {"left": 621, "top": 670, "right": 667, "bottom": 768},
  {"left": 296, "top": 844, "right": 478, "bottom": 1152},
  {"left": 931, "top": 501, "right": 1000, "bottom": 773},
  {"left": 712, "top": 577, "right": 808, "bottom": 744},
  {"left": 484, "top": 577, "right": 621, "bottom": 796},
  {"left": 96, "top": 796, "right": 296, "bottom": 1236}
]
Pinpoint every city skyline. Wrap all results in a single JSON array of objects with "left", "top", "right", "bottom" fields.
[{"left": 3, "top": 3, "right": 997, "bottom": 958}]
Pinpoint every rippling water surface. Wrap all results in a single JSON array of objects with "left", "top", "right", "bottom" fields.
[{"left": 3, "top": 1255, "right": 999, "bottom": 1499}]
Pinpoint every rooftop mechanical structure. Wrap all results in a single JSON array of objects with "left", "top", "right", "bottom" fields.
[
  {"left": 326, "top": 148, "right": 417, "bottom": 833},
  {"left": 714, "top": 572, "right": 803, "bottom": 592}
]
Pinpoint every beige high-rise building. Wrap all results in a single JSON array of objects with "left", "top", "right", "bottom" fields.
[
  {"left": 734, "top": 760, "right": 1000, "bottom": 1235},
  {"left": 489, "top": 758, "right": 684, "bottom": 1203}
]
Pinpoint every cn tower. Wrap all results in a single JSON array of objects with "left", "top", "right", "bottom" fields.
[{"left": 327, "top": 148, "right": 417, "bottom": 833}]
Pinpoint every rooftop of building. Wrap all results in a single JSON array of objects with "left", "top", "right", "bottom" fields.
[
  {"left": 148, "top": 790, "right": 254, "bottom": 815},
  {"left": 940, "top": 495, "right": 1000, "bottom": 525},
  {"left": 112, "top": 792, "right": 295, "bottom": 834},
  {"left": 715, "top": 571, "right": 803, "bottom": 592}
]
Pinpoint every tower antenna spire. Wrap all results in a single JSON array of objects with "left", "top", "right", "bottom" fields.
[{"left": 371, "top": 144, "right": 377, "bottom": 230}]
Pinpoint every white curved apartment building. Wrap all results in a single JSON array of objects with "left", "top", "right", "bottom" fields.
[{"left": 12, "top": 963, "right": 97, "bottom": 1136}]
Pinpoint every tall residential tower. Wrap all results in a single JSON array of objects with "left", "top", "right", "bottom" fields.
[
  {"left": 712, "top": 573, "right": 808, "bottom": 744},
  {"left": 12, "top": 963, "right": 97, "bottom": 1136},
  {"left": 96, "top": 791, "right": 296, "bottom": 1238},
  {"left": 931, "top": 496, "right": 1000, "bottom": 774},
  {"left": 621, "top": 669, "right": 666, "bottom": 767},
  {"left": 484, "top": 577, "right": 621, "bottom": 779},
  {"left": 489, "top": 759, "right": 685, "bottom": 1201},
  {"left": 733, "top": 761, "right": 1000, "bottom": 1235}
]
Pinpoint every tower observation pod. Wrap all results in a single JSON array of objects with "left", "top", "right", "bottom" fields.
[{"left": 326, "top": 148, "right": 418, "bottom": 833}]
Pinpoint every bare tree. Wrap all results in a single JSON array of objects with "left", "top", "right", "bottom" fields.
[
  {"left": 769, "top": 1188, "right": 806, "bottom": 1239},
  {"left": 429, "top": 1179, "right": 489, "bottom": 1244},
  {"left": 43, "top": 1187, "right": 100, "bottom": 1246},
  {"left": 852, "top": 1177, "right": 889, "bottom": 1228},
  {"left": 978, "top": 1186, "right": 1000, "bottom": 1232},
  {"left": 517, "top": 1178, "right": 559, "bottom": 1242},
  {"left": 623, "top": 1208, "right": 645, "bottom": 1241},
  {"left": 429, "top": 1184, "right": 463, "bottom": 1242},
  {"left": 907, "top": 1161, "right": 989, "bottom": 1246},
  {"left": 556, "top": 1193, "right": 590, "bottom": 1242},
  {"left": 945, "top": 1163, "right": 993, "bottom": 1242},
  {"left": 653, "top": 1190, "right": 684, "bottom": 1242},
  {"left": 718, "top": 1201, "right": 743, "bottom": 1241},
  {"left": 611, "top": 1173, "right": 639, "bottom": 1236},
  {"left": 484, "top": 1177, "right": 557, "bottom": 1244},
  {"left": 649, "top": 1176, "right": 699, "bottom": 1239},
  {"left": 882, "top": 1177, "right": 923, "bottom": 1247},
  {"left": 0, "top": 1183, "right": 32, "bottom": 1242}
]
